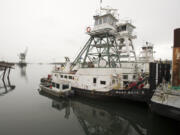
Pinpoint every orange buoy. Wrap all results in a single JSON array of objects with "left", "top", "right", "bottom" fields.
[{"left": 86, "top": 27, "right": 91, "bottom": 32}]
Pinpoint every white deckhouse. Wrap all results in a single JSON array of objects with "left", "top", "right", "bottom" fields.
[{"left": 39, "top": 6, "right": 154, "bottom": 101}]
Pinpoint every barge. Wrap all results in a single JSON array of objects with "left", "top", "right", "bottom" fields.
[{"left": 150, "top": 28, "right": 180, "bottom": 121}]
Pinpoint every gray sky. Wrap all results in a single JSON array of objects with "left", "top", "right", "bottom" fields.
[{"left": 0, "top": 0, "right": 180, "bottom": 63}]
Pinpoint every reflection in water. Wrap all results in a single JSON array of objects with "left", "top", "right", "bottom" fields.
[
  {"left": 39, "top": 92, "right": 179, "bottom": 135},
  {"left": 71, "top": 99, "right": 147, "bottom": 135},
  {"left": 41, "top": 93, "right": 153, "bottom": 135},
  {"left": 52, "top": 100, "right": 71, "bottom": 119},
  {"left": 17, "top": 64, "right": 28, "bottom": 80},
  {"left": 0, "top": 78, "right": 15, "bottom": 96}
]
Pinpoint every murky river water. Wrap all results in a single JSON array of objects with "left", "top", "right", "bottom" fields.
[{"left": 0, "top": 64, "right": 179, "bottom": 135}]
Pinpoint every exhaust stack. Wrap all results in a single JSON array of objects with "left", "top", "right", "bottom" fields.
[{"left": 172, "top": 28, "right": 180, "bottom": 87}]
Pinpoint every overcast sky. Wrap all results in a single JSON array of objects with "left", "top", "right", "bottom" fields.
[{"left": 0, "top": 0, "right": 180, "bottom": 63}]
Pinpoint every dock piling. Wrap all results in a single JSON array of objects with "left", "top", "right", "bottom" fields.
[{"left": 0, "top": 62, "right": 14, "bottom": 81}]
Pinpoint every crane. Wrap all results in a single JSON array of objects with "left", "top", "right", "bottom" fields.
[{"left": 19, "top": 47, "right": 28, "bottom": 65}]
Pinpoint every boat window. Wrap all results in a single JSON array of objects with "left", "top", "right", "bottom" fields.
[
  {"left": 100, "top": 81, "right": 106, "bottom": 85},
  {"left": 56, "top": 84, "right": 60, "bottom": 89},
  {"left": 121, "top": 25, "right": 126, "bottom": 31},
  {"left": 103, "top": 17, "right": 107, "bottom": 23},
  {"left": 112, "top": 79, "right": 115, "bottom": 84},
  {"left": 95, "top": 20, "right": 98, "bottom": 25},
  {"left": 60, "top": 75, "right": 63, "bottom": 78},
  {"left": 52, "top": 82, "right": 55, "bottom": 87},
  {"left": 63, "top": 84, "right": 69, "bottom": 90},
  {"left": 72, "top": 76, "right": 74, "bottom": 80},
  {"left": 69, "top": 76, "right": 72, "bottom": 79},
  {"left": 123, "top": 75, "right": 128, "bottom": 79},
  {"left": 93, "top": 78, "right": 97, "bottom": 83},
  {"left": 64, "top": 75, "right": 67, "bottom": 79},
  {"left": 133, "top": 75, "right": 136, "bottom": 79},
  {"left": 99, "top": 18, "right": 102, "bottom": 24}
]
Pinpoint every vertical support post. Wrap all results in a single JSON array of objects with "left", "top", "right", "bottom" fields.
[
  {"left": 7, "top": 68, "right": 11, "bottom": 80},
  {"left": 7, "top": 68, "right": 11, "bottom": 86},
  {"left": 114, "top": 37, "right": 121, "bottom": 67},
  {"left": 98, "top": 37, "right": 102, "bottom": 68},
  {"left": 106, "top": 34, "right": 111, "bottom": 68},
  {"left": 2, "top": 67, "right": 7, "bottom": 81},
  {"left": 149, "top": 62, "right": 157, "bottom": 91}
]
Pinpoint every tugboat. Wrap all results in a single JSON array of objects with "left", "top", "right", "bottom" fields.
[
  {"left": 138, "top": 42, "right": 155, "bottom": 74},
  {"left": 39, "top": 73, "right": 72, "bottom": 97},
  {"left": 150, "top": 28, "right": 180, "bottom": 121},
  {"left": 39, "top": 5, "right": 159, "bottom": 102}
]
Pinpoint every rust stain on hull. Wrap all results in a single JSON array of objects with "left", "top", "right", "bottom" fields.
[
  {"left": 172, "top": 28, "right": 180, "bottom": 87},
  {"left": 172, "top": 48, "right": 180, "bottom": 86}
]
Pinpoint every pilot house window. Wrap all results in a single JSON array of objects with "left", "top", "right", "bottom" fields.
[
  {"left": 93, "top": 78, "right": 97, "bottom": 83},
  {"left": 52, "top": 82, "right": 55, "bottom": 87},
  {"left": 56, "top": 84, "right": 60, "bottom": 89},
  {"left": 121, "top": 25, "right": 126, "bottom": 31},
  {"left": 103, "top": 17, "right": 107, "bottom": 23},
  {"left": 63, "top": 85, "right": 69, "bottom": 90},
  {"left": 95, "top": 20, "right": 98, "bottom": 25},
  {"left": 100, "top": 81, "right": 106, "bottom": 85},
  {"left": 123, "top": 75, "right": 128, "bottom": 79},
  {"left": 99, "top": 18, "right": 102, "bottom": 24}
]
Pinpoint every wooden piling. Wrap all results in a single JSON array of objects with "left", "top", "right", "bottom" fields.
[{"left": 0, "top": 62, "right": 14, "bottom": 80}]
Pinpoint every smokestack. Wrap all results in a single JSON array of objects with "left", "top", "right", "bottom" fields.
[{"left": 172, "top": 28, "right": 180, "bottom": 87}]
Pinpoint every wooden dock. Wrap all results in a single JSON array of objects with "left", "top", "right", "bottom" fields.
[{"left": 0, "top": 61, "right": 14, "bottom": 80}]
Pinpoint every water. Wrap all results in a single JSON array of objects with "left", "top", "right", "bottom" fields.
[{"left": 0, "top": 64, "right": 179, "bottom": 135}]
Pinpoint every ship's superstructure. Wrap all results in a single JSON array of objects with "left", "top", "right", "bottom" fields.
[
  {"left": 58, "top": 7, "right": 138, "bottom": 90},
  {"left": 64, "top": 6, "right": 140, "bottom": 92},
  {"left": 138, "top": 42, "right": 154, "bottom": 62},
  {"left": 138, "top": 42, "right": 155, "bottom": 73},
  {"left": 72, "top": 7, "right": 137, "bottom": 70},
  {"left": 39, "top": 6, "right": 157, "bottom": 102}
]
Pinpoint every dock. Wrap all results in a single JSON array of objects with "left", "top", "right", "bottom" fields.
[{"left": 0, "top": 61, "right": 14, "bottom": 80}]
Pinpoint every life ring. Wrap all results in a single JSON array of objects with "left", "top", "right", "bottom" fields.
[{"left": 86, "top": 27, "right": 91, "bottom": 32}]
